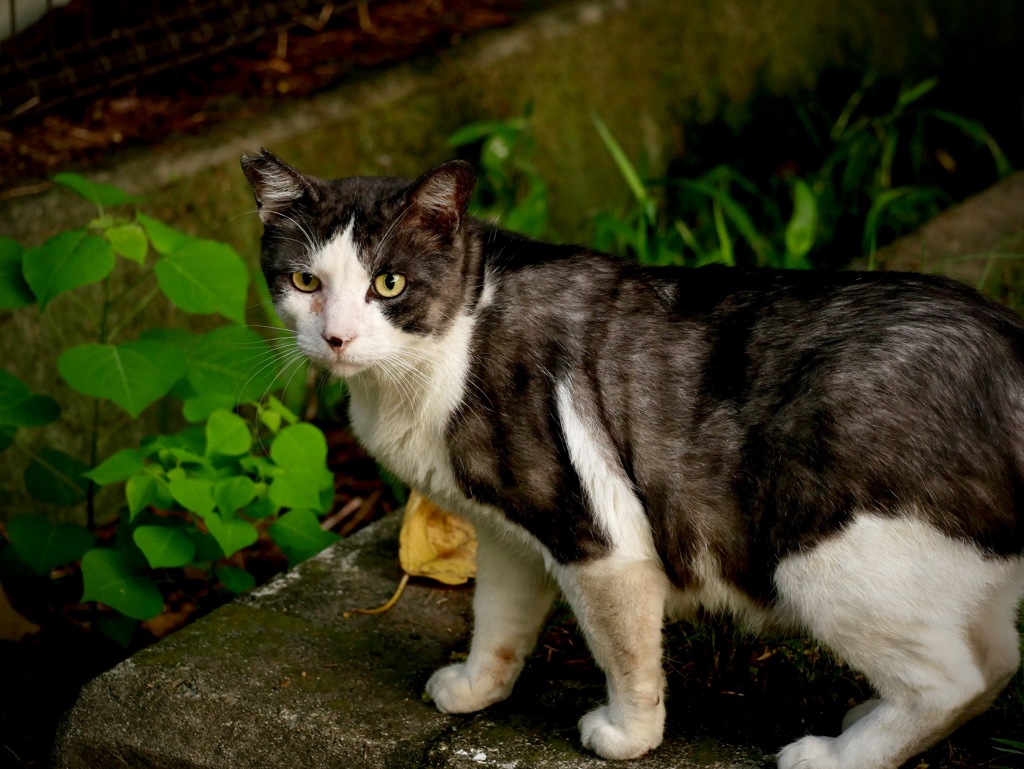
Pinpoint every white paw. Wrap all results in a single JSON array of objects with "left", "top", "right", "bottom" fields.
[
  {"left": 578, "top": 704, "right": 664, "bottom": 760},
  {"left": 425, "top": 663, "right": 511, "bottom": 714},
  {"left": 777, "top": 735, "right": 838, "bottom": 769},
  {"left": 841, "top": 699, "right": 880, "bottom": 732}
]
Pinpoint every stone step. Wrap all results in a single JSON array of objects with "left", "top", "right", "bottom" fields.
[{"left": 52, "top": 514, "right": 771, "bottom": 769}]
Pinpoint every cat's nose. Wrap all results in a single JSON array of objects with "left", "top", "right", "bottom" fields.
[{"left": 322, "top": 333, "right": 351, "bottom": 351}]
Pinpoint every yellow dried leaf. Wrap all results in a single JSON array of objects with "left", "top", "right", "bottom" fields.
[{"left": 399, "top": 490, "right": 477, "bottom": 585}]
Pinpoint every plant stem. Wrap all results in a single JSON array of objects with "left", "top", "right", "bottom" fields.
[{"left": 86, "top": 276, "right": 114, "bottom": 530}]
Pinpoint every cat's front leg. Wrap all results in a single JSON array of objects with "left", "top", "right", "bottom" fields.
[
  {"left": 557, "top": 556, "right": 670, "bottom": 760},
  {"left": 426, "top": 527, "right": 556, "bottom": 713}
]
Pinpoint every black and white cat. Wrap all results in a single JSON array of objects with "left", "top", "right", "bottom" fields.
[{"left": 241, "top": 150, "right": 1024, "bottom": 769}]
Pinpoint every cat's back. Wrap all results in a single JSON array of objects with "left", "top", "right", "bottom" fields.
[{"left": 461, "top": 241, "right": 1024, "bottom": 570}]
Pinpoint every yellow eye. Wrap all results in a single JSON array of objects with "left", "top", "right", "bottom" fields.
[
  {"left": 291, "top": 272, "right": 321, "bottom": 292},
  {"left": 373, "top": 273, "right": 407, "bottom": 298}
]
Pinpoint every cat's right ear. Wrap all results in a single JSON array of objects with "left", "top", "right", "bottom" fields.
[{"left": 240, "top": 149, "right": 313, "bottom": 225}]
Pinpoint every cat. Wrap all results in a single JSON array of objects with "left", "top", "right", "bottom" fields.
[{"left": 241, "top": 149, "right": 1024, "bottom": 769}]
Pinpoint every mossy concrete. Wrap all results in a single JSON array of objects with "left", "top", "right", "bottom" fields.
[
  {"left": 865, "top": 171, "right": 1024, "bottom": 292},
  {"left": 52, "top": 514, "right": 774, "bottom": 769}
]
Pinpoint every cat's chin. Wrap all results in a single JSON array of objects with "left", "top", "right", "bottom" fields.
[{"left": 328, "top": 360, "right": 370, "bottom": 378}]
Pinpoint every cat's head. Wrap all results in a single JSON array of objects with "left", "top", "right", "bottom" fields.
[{"left": 241, "top": 150, "right": 478, "bottom": 378}]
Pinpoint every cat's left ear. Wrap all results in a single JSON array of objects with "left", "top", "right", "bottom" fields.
[
  {"left": 240, "top": 149, "right": 315, "bottom": 225},
  {"left": 406, "top": 160, "right": 476, "bottom": 232}
]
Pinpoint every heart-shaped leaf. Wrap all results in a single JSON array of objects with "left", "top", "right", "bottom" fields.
[
  {"left": 23, "top": 230, "right": 116, "bottom": 311},
  {"left": 133, "top": 526, "right": 196, "bottom": 569},
  {"left": 184, "top": 326, "right": 277, "bottom": 403},
  {"left": 268, "top": 472, "right": 327, "bottom": 512},
  {"left": 216, "top": 565, "right": 255, "bottom": 594},
  {"left": 0, "top": 370, "right": 60, "bottom": 428},
  {"left": 154, "top": 239, "right": 248, "bottom": 324},
  {"left": 83, "top": 448, "right": 145, "bottom": 485},
  {"left": 213, "top": 476, "right": 257, "bottom": 515},
  {"left": 270, "top": 422, "right": 328, "bottom": 472},
  {"left": 24, "top": 448, "right": 89, "bottom": 505},
  {"left": 105, "top": 223, "right": 149, "bottom": 264},
  {"left": 136, "top": 213, "right": 193, "bottom": 256},
  {"left": 203, "top": 511, "right": 259, "bottom": 557},
  {"left": 205, "top": 409, "right": 252, "bottom": 457},
  {"left": 80, "top": 549, "right": 164, "bottom": 620},
  {"left": 6, "top": 516, "right": 96, "bottom": 576},
  {"left": 167, "top": 476, "right": 215, "bottom": 517},
  {"left": 0, "top": 237, "right": 33, "bottom": 309},
  {"left": 268, "top": 509, "right": 339, "bottom": 567},
  {"left": 182, "top": 393, "right": 236, "bottom": 422},
  {"left": 58, "top": 340, "right": 186, "bottom": 418},
  {"left": 126, "top": 474, "right": 173, "bottom": 520}
]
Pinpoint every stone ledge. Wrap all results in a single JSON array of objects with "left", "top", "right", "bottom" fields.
[{"left": 52, "top": 514, "right": 772, "bottom": 769}]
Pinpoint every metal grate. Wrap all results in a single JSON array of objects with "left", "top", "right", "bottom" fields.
[{"left": 0, "top": 0, "right": 369, "bottom": 122}]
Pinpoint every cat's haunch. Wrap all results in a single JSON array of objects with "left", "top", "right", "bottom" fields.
[{"left": 243, "top": 151, "right": 1024, "bottom": 769}]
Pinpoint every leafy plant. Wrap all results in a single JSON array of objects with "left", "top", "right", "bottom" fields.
[
  {"left": 448, "top": 109, "right": 549, "bottom": 238},
  {"left": 0, "top": 175, "right": 337, "bottom": 643},
  {"left": 590, "top": 77, "right": 1010, "bottom": 270}
]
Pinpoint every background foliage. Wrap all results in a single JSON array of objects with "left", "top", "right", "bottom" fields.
[{"left": 0, "top": 177, "right": 338, "bottom": 644}]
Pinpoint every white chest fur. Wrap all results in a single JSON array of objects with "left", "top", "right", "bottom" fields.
[{"left": 345, "top": 313, "right": 475, "bottom": 506}]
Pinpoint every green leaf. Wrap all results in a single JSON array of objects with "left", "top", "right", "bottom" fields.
[
  {"left": 268, "top": 509, "right": 339, "bottom": 567},
  {"left": 133, "top": 526, "right": 196, "bottom": 569},
  {"left": 896, "top": 77, "right": 939, "bottom": 109},
  {"left": 96, "top": 618, "right": 138, "bottom": 647},
  {"left": 269, "top": 472, "right": 327, "bottom": 511},
  {"left": 784, "top": 179, "right": 818, "bottom": 267},
  {"left": 928, "top": 109, "right": 1013, "bottom": 177},
  {"left": 80, "top": 548, "right": 164, "bottom": 620},
  {"left": 153, "top": 239, "right": 249, "bottom": 324},
  {"left": 0, "top": 370, "right": 60, "bottom": 427},
  {"left": 213, "top": 476, "right": 257, "bottom": 515},
  {"left": 136, "top": 213, "right": 193, "bottom": 256},
  {"left": 52, "top": 173, "right": 135, "bottom": 208},
  {"left": 184, "top": 326, "right": 278, "bottom": 403},
  {"left": 591, "top": 114, "right": 653, "bottom": 214},
  {"left": 24, "top": 448, "right": 89, "bottom": 505},
  {"left": 203, "top": 511, "right": 259, "bottom": 557},
  {"left": 126, "top": 474, "right": 172, "bottom": 520},
  {"left": 167, "top": 477, "right": 215, "bottom": 517},
  {"left": 96, "top": 612, "right": 137, "bottom": 647},
  {"left": 183, "top": 393, "right": 236, "bottom": 422},
  {"left": 216, "top": 565, "right": 256, "bottom": 594},
  {"left": 245, "top": 494, "right": 278, "bottom": 520},
  {"left": 270, "top": 422, "right": 328, "bottom": 471},
  {"left": 23, "top": 230, "right": 116, "bottom": 311},
  {"left": 268, "top": 423, "right": 333, "bottom": 511},
  {"left": 205, "top": 410, "right": 252, "bottom": 457},
  {"left": 6, "top": 516, "right": 95, "bottom": 575},
  {"left": 83, "top": 448, "right": 145, "bottom": 485},
  {"left": 58, "top": 340, "right": 187, "bottom": 418},
  {"left": 105, "top": 223, "right": 149, "bottom": 264},
  {"left": 0, "top": 237, "right": 33, "bottom": 308}
]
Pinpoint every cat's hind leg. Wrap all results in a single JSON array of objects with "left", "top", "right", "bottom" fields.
[
  {"left": 774, "top": 514, "right": 1024, "bottom": 769},
  {"left": 556, "top": 555, "right": 670, "bottom": 761},
  {"left": 426, "top": 525, "right": 557, "bottom": 713}
]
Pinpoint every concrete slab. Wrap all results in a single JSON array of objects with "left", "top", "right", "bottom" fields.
[{"left": 52, "top": 514, "right": 773, "bottom": 769}]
